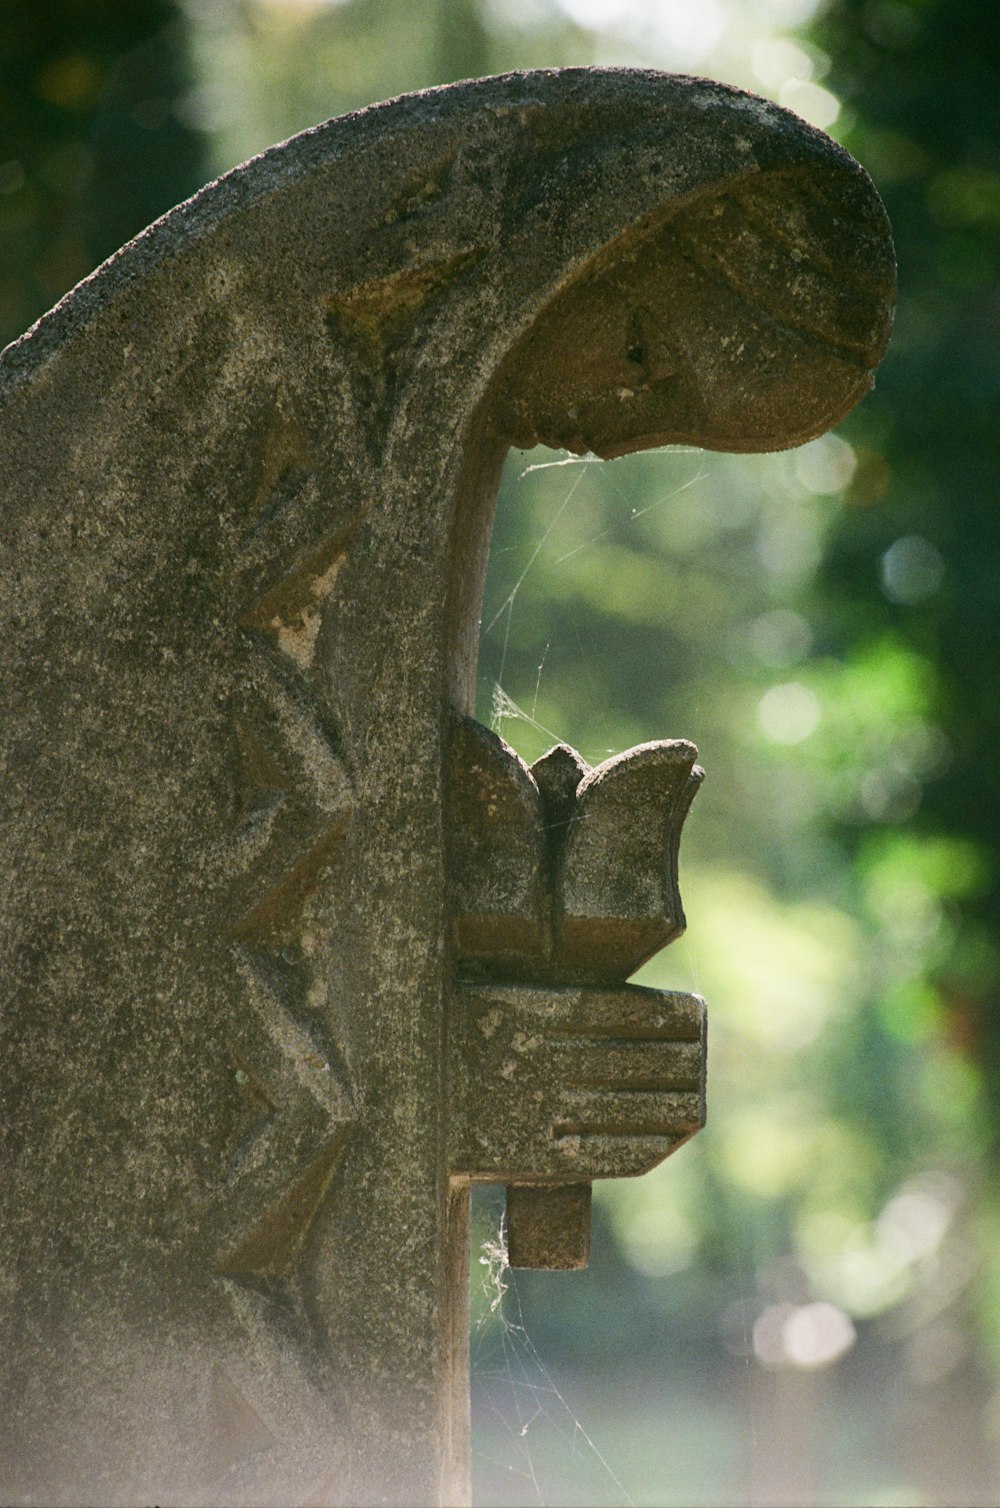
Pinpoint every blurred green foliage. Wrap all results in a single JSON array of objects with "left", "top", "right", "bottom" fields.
[
  {"left": 0, "top": 0, "right": 205, "bottom": 346},
  {"left": 3, "top": 0, "right": 998, "bottom": 1502},
  {"left": 810, "top": 0, "right": 1000, "bottom": 1118}
]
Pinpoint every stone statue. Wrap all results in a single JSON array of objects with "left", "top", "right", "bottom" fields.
[{"left": 0, "top": 69, "right": 894, "bottom": 1505}]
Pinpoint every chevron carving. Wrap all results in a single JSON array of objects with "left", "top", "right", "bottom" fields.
[
  {"left": 216, "top": 953, "right": 352, "bottom": 1282},
  {"left": 216, "top": 398, "right": 359, "bottom": 1288}
]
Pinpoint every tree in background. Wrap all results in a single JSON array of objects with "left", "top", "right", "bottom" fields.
[
  {"left": 0, "top": 0, "right": 205, "bottom": 347},
  {"left": 809, "top": 0, "right": 1000, "bottom": 1124}
]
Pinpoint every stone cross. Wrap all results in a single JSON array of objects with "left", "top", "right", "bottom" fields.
[{"left": 0, "top": 69, "right": 893, "bottom": 1506}]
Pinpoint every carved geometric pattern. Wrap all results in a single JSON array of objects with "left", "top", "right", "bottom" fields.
[
  {"left": 444, "top": 715, "right": 707, "bottom": 1267},
  {"left": 448, "top": 982, "right": 705, "bottom": 1181},
  {"left": 323, "top": 246, "right": 488, "bottom": 371},
  {"left": 234, "top": 393, "right": 371, "bottom": 672},
  {"left": 324, "top": 141, "right": 493, "bottom": 369},
  {"left": 208, "top": 1364, "right": 279, "bottom": 1464},
  {"left": 445, "top": 713, "right": 703, "bottom": 982},
  {"left": 215, "top": 950, "right": 352, "bottom": 1281},
  {"left": 239, "top": 535, "right": 352, "bottom": 672},
  {"left": 216, "top": 399, "right": 359, "bottom": 1291},
  {"left": 672, "top": 179, "right": 891, "bottom": 363},
  {"left": 228, "top": 677, "right": 354, "bottom": 950}
]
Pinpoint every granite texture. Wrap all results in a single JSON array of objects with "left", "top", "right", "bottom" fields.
[{"left": 0, "top": 68, "right": 894, "bottom": 1506}]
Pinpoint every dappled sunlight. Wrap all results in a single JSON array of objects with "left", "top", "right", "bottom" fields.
[
  {"left": 796, "top": 1171, "right": 965, "bottom": 1319},
  {"left": 556, "top": 0, "right": 727, "bottom": 68}
]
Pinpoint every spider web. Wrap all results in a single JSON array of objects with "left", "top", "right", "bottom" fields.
[
  {"left": 470, "top": 1190, "right": 638, "bottom": 1508},
  {"left": 481, "top": 446, "right": 707, "bottom": 760},
  {"left": 469, "top": 446, "right": 720, "bottom": 1508}
]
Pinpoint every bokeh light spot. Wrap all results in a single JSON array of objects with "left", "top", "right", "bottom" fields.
[
  {"left": 793, "top": 432, "right": 858, "bottom": 494},
  {"left": 554, "top": 0, "right": 726, "bottom": 65},
  {"left": 758, "top": 681, "right": 821, "bottom": 743},
  {"left": 881, "top": 535, "right": 945, "bottom": 605},
  {"left": 782, "top": 1301, "right": 856, "bottom": 1369},
  {"left": 779, "top": 78, "right": 841, "bottom": 129},
  {"left": 749, "top": 608, "right": 814, "bottom": 667}
]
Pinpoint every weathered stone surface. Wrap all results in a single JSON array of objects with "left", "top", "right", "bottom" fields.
[
  {"left": 556, "top": 740, "right": 703, "bottom": 981},
  {"left": 446, "top": 718, "right": 701, "bottom": 984},
  {"left": 0, "top": 68, "right": 893, "bottom": 1506},
  {"left": 448, "top": 983, "right": 705, "bottom": 1180},
  {"left": 506, "top": 1182, "right": 592, "bottom": 1270},
  {"left": 445, "top": 718, "right": 707, "bottom": 1270}
]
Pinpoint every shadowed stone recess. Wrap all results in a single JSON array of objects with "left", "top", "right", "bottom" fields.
[{"left": 0, "top": 68, "right": 893, "bottom": 1506}]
